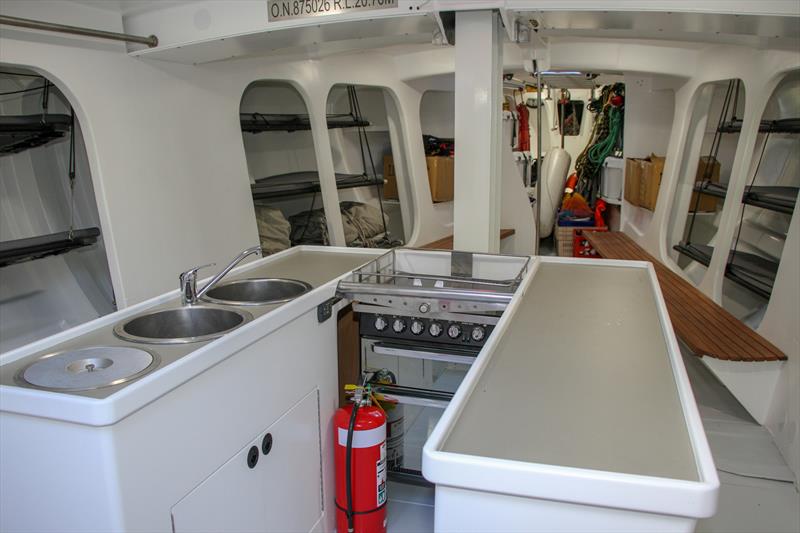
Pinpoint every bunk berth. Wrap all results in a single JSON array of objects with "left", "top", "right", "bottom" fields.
[
  {"left": 679, "top": 79, "right": 796, "bottom": 299},
  {"left": 0, "top": 114, "right": 71, "bottom": 155},
  {"left": 718, "top": 117, "right": 800, "bottom": 134},
  {"left": 250, "top": 171, "right": 384, "bottom": 201},
  {"left": 693, "top": 180, "right": 798, "bottom": 215},
  {"left": 672, "top": 242, "right": 778, "bottom": 299},
  {"left": 240, "top": 113, "right": 369, "bottom": 133},
  {"left": 0, "top": 228, "right": 100, "bottom": 267}
]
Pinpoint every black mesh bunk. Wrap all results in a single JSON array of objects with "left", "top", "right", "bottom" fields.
[
  {"left": 693, "top": 180, "right": 798, "bottom": 215},
  {"left": 251, "top": 171, "right": 383, "bottom": 200},
  {"left": 671, "top": 243, "right": 778, "bottom": 299},
  {"left": 0, "top": 228, "right": 100, "bottom": 267},
  {"left": 0, "top": 114, "right": 72, "bottom": 155},
  {"left": 240, "top": 113, "right": 369, "bottom": 133},
  {"left": 718, "top": 117, "right": 800, "bottom": 134}
]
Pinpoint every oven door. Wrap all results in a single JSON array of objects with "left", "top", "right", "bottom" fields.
[
  {"left": 361, "top": 337, "right": 478, "bottom": 481},
  {"left": 362, "top": 338, "right": 477, "bottom": 395}
]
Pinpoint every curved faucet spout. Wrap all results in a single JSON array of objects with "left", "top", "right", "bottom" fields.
[{"left": 180, "top": 246, "right": 262, "bottom": 305}]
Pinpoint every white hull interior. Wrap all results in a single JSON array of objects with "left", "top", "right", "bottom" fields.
[{"left": 0, "top": 1, "right": 798, "bottom": 532}]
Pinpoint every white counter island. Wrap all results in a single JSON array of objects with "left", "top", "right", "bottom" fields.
[{"left": 422, "top": 257, "right": 719, "bottom": 532}]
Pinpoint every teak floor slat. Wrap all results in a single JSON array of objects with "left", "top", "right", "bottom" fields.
[
  {"left": 421, "top": 228, "right": 515, "bottom": 250},
  {"left": 583, "top": 231, "right": 786, "bottom": 362}
]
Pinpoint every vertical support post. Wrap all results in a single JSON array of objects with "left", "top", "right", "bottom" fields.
[
  {"left": 535, "top": 66, "right": 542, "bottom": 255},
  {"left": 453, "top": 10, "right": 503, "bottom": 254},
  {"left": 384, "top": 92, "right": 414, "bottom": 243},
  {"left": 308, "top": 94, "right": 347, "bottom": 246}
]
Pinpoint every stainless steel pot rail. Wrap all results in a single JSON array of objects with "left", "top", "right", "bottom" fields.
[{"left": 336, "top": 248, "right": 530, "bottom": 313}]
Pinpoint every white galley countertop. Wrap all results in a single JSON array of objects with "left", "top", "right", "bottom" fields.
[
  {"left": 0, "top": 246, "right": 382, "bottom": 427},
  {"left": 422, "top": 256, "right": 720, "bottom": 520}
]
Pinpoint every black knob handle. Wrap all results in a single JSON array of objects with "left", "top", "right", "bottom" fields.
[
  {"left": 247, "top": 446, "right": 259, "bottom": 469},
  {"left": 262, "top": 433, "right": 273, "bottom": 456}
]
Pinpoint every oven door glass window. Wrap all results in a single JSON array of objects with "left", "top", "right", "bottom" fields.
[{"left": 362, "top": 338, "right": 475, "bottom": 395}]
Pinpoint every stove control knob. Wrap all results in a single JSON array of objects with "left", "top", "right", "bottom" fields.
[
  {"left": 447, "top": 324, "right": 462, "bottom": 339},
  {"left": 374, "top": 316, "right": 387, "bottom": 331},
  {"left": 410, "top": 320, "right": 425, "bottom": 335},
  {"left": 470, "top": 326, "right": 486, "bottom": 342},
  {"left": 392, "top": 318, "right": 406, "bottom": 333},
  {"left": 429, "top": 322, "right": 443, "bottom": 337}
]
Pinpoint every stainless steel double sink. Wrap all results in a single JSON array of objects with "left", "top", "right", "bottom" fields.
[
  {"left": 14, "top": 278, "right": 312, "bottom": 393},
  {"left": 113, "top": 278, "right": 312, "bottom": 344}
]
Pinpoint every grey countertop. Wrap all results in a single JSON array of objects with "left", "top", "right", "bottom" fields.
[{"left": 441, "top": 261, "right": 699, "bottom": 482}]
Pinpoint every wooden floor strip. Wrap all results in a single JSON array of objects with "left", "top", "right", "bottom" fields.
[{"left": 421, "top": 228, "right": 515, "bottom": 250}]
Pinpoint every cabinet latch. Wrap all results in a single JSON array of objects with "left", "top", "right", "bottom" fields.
[{"left": 317, "top": 296, "right": 342, "bottom": 323}]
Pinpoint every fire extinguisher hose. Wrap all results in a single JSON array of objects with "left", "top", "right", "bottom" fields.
[{"left": 345, "top": 401, "right": 360, "bottom": 533}]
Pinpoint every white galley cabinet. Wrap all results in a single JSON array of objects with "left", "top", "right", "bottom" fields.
[{"left": 171, "top": 390, "right": 323, "bottom": 532}]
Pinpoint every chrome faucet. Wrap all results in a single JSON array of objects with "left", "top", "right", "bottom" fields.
[{"left": 179, "top": 246, "right": 262, "bottom": 305}]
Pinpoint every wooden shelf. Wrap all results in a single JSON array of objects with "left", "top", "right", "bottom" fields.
[{"left": 420, "top": 229, "right": 515, "bottom": 250}]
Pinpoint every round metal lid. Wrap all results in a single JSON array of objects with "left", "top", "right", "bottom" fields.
[{"left": 19, "top": 346, "right": 158, "bottom": 392}]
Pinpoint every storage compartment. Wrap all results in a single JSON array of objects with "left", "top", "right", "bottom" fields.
[
  {"left": 327, "top": 84, "right": 407, "bottom": 245},
  {"left": 240, "top": 81, "right": 322, "bottom": 253},
  {"left": 0, "top": 69, "right": 116, "bottom": 353},
  {"left": 171, "top": 390, "right": 323, "bottom": 533}
]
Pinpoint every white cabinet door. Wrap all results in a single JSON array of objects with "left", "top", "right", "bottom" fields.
[{"left": 172, "top": 390, "right": 323, "bottom": 533}]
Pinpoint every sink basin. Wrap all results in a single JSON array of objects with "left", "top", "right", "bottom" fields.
[
  {"left": 202, "top": 278, "right": 313, "bottom": 306},
  {"left": 113, "top": 306, "right": 253, "bottom": 344}
]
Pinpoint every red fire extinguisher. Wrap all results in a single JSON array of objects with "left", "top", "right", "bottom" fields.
[{"left": 334, "top": 386, "right": 387, "bottom": 533}]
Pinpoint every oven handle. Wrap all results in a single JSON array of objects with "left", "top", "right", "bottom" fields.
[{"left": 371, "top": 342, "right": 478, "bottom": 366}]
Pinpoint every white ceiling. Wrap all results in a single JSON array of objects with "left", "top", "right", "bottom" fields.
[{"left": 69, "top": 0, "right": 198, "bottom": 16}]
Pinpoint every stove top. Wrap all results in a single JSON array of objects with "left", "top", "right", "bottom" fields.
[{"left": 337, "top": 248, "right": 530, "bottom": 315}]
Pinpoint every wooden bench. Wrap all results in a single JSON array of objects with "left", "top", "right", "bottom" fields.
[
  {"left": 583, "top": 231, "right": 786, "bottom": 362},
  {"left": 421, "top": 229, "right": 515, "bottom": 250}
]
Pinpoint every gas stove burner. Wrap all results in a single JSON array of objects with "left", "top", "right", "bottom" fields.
[{"left": 17, "top": 346, "right": 159, "bottom": 392}]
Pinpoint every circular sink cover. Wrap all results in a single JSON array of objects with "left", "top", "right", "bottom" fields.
[{"left": 20, "top": 346, "right": 157, "bottom": 391}]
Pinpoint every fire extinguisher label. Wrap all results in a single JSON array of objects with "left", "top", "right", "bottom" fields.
[{"left": 376, "top": 441, "right": 387, "bottom": 506}]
